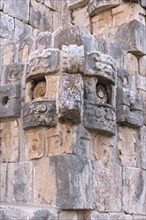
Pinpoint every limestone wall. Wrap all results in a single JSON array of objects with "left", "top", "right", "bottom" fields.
[{"left": 0, "top": 0, "right": 146, "bottom": 219}]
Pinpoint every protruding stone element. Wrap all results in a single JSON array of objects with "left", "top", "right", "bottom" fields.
[
  {"left": 116, "top": 88, "right": 143, "bottom": 127},
  {"left": 0, "top": 83, "right": 21, "bottom": 118},
  {"left": 88, "top": 0, "right": 120, "bottom": 16},
  {"left": 92, "top": 161, "right": 122, "bottom": 211},
  {"left": 23, "top": 100, "right": 57, "bottom": 129},
  {"left": 0, "top": 12, "right": 14, "bottom": 39},
  {"left": 61, "top": 45, "right": 84, "bottom": 74},
  {"left": 115, "top": 20, "right": 146, "bottom": 56},
  {"left": 34, "top": 156, "right": 93, "bottom": 209},
  {"left": 3, "top": 63, "right": 25, "bottom": 83},
  {"left": 25, "top": 129, "right": 45, "bottom": 160},
  {"left": 123, "top": 167, "right": 146, "bottom": 215},
  {"left": 4, "top": 0, "right": 29, "bottom": 21},
  {"left": 67, "top": 0, "right": 88, "bottom": 10},
  {"left": 58, "top": 73, "right": 83, "bottom": 124},
  {"left": 7, "top": 162, "right": 33, "bottom": 203},
  {"left": 85, "top": 51, "right": 116, "bottom": 84},
  {"left": 27, "top": 49, "right": 60, "bottom": 80}
]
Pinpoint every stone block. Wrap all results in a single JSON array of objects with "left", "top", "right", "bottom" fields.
[
  {"left": 112, "top": 3, "right": 146, "bottom": 27},
  {"left": 35, "top": 32, "right": 52, "bottom": 50},
  {"left": 72, "top": 6, "right": 90, "bottom": 29},
  {"left": 61, "top": 45, "right": 84, "bottom": 74},
  {"left": 25, "top": 128, "right": 45, "bottom": 160},
  {"left": 3, "top": 63, "right": 25, "bottom": 83},
  {"left": 88, "top": 0, "right": 120, "bottom": 16},
  {"left": 30, "top": 0, "right": 53, "bottom": 31},
  {"left": 67, "top": 0, "right": 88, "bottom": 10},
  {"left": 0, "top": 0, "right": 3, "bottom": 10},
  {"left": 123, "top": 167, "right": 146, "bottom": 215},
  {"left": 1, "top": 121, "right": 19, "bottom": 162},
  {"left": 109, "top": 213, "right": 132, "bottom": 220},
  {"left": 92, "top": 161, "right": 122, "bottom": 211},
  {"left": 115, "top": 20, "right": 146, "bottom": 56},
  {"left": 141, "top": 0, "right": 146, "bottom": 8},
  {"left": 117, "top": 126, "right": 137, "bottom": 166},
  {"left": 23, "top": 100, "right": 57, "bottom": 129},
  {"left": 139, "top": 126, "right": 146, "bottom": 170},
  {"left": 84, "top": 50, "right": 116, "bottom": 84},
  {"left": 34, "top": 156, "right": 93, "bottom": 209},
  {"left": 18, "top": 37, "right": 33, "bottom": 62},
  {"left": 53, "top": 24, "right": 83, "bottom": 50},
  {"left": 0, "top": 83, "right": 21, "bottom": 118},
  {"left": 0, "top": 163, "right": 7, "bottom": 202},
  {"left": 4, "top": 0, "right": 29, "bottom": 21},
  {"left": 14, "top": 19, "right": 32, "bottom": 41},
  {"left": 59, "top": 211, "right": 84, "bottom": 220},
  {"left": 27, "top": 48, "right": 60, "bottom": 80},
  {"left": 3, "top": 42, "right": 15, "bottom": 66},
  {"left": 139, "top": 55, "right": 146, "bottom": 76},
  {"left": 137, "top": 75, "right": 146, "bottom": 91},
  {"left": 0, "top": 12, "right": 14, "bottom": 39},
  {"left": 92, "top": 10, "right": 113, "bottom": 36},
  {"left": 6, "top": 162, "right": 33, "bottom": 203},
  {"left": 85, "top": 211, "right": 109, "bottom": 220},
  {"left": 45, "top": 75, "right": 59, "bottom": 99},
  {"left": 58, "top": 73, "right": 83, "bottom": 124},
  {"left": 47, "top": 124, "right": 93, "bottom": 160}
]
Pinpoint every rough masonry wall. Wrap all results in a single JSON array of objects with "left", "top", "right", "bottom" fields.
[{"left": 0, "top": 0, "right": 146, "bottom": 219}]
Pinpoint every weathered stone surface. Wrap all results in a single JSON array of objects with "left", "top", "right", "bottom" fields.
[
  {"left": 84, "top": 50, "right": 116, "bottom": 84},
  {"left": 59, "top": 211, "right": 84, "bottom": 220},
  {"left": 0, "top": 163, "right": 7, "bottom": 202},
  {"left": 112, "top": 3, "right": 146, "bottom": 27},
  {"left": 53, "top": 24, "right": 83, "bottom": 50},
  {"left": 35, "top": 32, "right": 52, "bottom": 50},
  {"left": 0, "top": 83, "right": 21, "bottom": 118},
  {"left": 139, "top": 55, "right": 146, "bottom": 76},
  {"left": 0, "top": 0, "right": 4, "bottom": 10},
  {"left": 139, "top": 126, "right": 146, "bottom": 170},
  {"left": 117, "top": 126, "right": 137, "bottom": 166},
  {"left": 47, "top": 124, "right": 93, "bottom": 159},
  {"left": 58, "top": 73, "right": 83, "bottom": 124},
  {"left": 72, "top": 6, "right": 90, "bottom": 29},
  {"left": 23, "top": 100, "right": 57, "bottom": 129},
  {"left": 92, "top": 161, "right": 122, "bottom": 211},
  {"left": 61, "top": 45, "right": 84, "bottom": 73},
  {"left": 45, "top": 75, "right": 58, "bottom": 99},
  {"left": 34, "top": 156, "right": 93, "bottom": 209},
  {"left": 30, "top": 0, "right": 53, "bottom": 31},
  {"left": 27, "top": 48, "right": 60, "bottom": 80},
  {"left": 18, "top": 37, "right": 33, "bottom": 62},
  {"left": 85, "top": 211, "right": 109, "bottom": 220},
  {"left": 0, "top": 12, "right": 14, "bottom": 39},
  {"left": 92, "top": 133, "right": 114, "bottom": 162},
  {"left": 67, "top": 0, "right": 88, "bottom": 10},
  {"left": 7, "top": 162, "right": 33, "bottom": 203},
  {"left": 3, "top": 63, "right": 25, "bottom": 83},
  {"left": 4, "top": 0, "right": 29, "bottom": 21},
  {"left": 123, "top": 167, "right": 146, "bottom": 215},
  {"left": 1, "top": 121, "right": 19, "bottom": 162},
  {"left": 25, "top": 128, "right": 45, "bottom": 160},
  {"left": 115, "top": 20, "right": 146, "bottom": 56},
  {"left": 3, "top": 42, "right": 16, "bottom": 66},
  {"left": 141, "top": 0, "right": 146, "bottom": 8},
  {"left": 88, "top": 0, "right": 120, "bottom": 16},
  {"left": 109, "top": 213, "right": 132, "bottom": 220}
]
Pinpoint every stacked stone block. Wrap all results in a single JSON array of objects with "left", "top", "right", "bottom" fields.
[{"left": 0, "top": 0, "right": 146, "bottom": 220}]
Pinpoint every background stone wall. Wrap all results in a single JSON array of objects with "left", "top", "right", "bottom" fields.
[{"left": 0, "top": 0, "right": 146, "bottom": 219}]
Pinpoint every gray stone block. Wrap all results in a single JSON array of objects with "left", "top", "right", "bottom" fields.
[
  {"left": 67, "top": 0, "right": 88, "bottom": 10},
  {"left": 123, "top": 167, "right": 146, "bottom": 215},
  {"left": 0, "top": 12, "right": 14, "bottom": 39},
  {"left": 84, "top": 50, "right": 116, "bottom": 85},
  {"left": 88, "top": 0, "right": 120, "bottom": 16},
  {"left": 83, "top": 101, "right": 116, "bottom": 135},
  {"left": 141, "top": 0, "right": 146, "bottom": 8},
  {"left": 0, "top": 0, "right": 4, "bottom": 10},
  {"left": 30, "top": 0, "right": 53, "bottom": 31},
  {"left": 0, "top": 83, "right": 21, "bottom": 118},
  {"left": 23, "top": 100, "right": 57, "bottom": 129},
  {"left": 115, "top": 20, "right": 146, "bottom": 56},
  {"left": 117, "top": 68, "right": 131, "bottom": 88},
  {"left": 27, "top": 48, "right": 60, "bottom": 80},
  {"left": 4, "top": 0, "right": 29, "bottom": 21},
  {"left": 3, "top": 63, "right": 25, "bottom": 83},
  {"left": 58, "top": 73, "right": 83, "bottom": 124}
]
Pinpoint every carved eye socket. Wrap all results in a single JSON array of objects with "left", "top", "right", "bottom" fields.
[
  {"left": 96, "top": 84, "right": 107, "bottom": 103},
  {"left": 2, "top": 96, "right": 9, "bottom": 105},
  {"left": 32, "top": 81, "right": 46, "bottom": 99}
]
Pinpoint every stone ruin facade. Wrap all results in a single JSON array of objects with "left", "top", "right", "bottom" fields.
[{"left": 0, "top": 0, "right": 146, "bottom": 219}]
